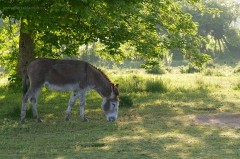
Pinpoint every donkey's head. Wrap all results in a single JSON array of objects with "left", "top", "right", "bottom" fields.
[{"left": 102, "top": 84, "right": 119, "bottom": 122}]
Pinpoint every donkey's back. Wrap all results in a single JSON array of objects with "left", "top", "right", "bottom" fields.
[{"left": 26, "top": 58, "right": 89, "bottom": 91}]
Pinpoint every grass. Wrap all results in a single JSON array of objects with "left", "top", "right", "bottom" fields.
[{"left": 1, "top": 68, "right": 240, "bottom": 158}]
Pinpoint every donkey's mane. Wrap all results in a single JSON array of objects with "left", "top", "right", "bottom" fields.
[{"left": 88, "top": 63, "right": 112, "bottom": 84}]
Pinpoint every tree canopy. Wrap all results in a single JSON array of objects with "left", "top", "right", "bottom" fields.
[{"left": 0, "top": 0, "right": 208, "bottom": 75}]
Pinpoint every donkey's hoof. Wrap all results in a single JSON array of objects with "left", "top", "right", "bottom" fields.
[
  {"left": 65, "top": 114, "right": 70, "bottom": 121},
  {"left": 65, "top": 117, "right": 70, "bottom": 121},
  {"left": 37, "top": 118, "right": 42, "bottom": 123},
  {"left": 20, "top": 119, "right": 26, "bottom": 125},
  {"left": 83, "top": 117, "right": 89, "bottom": 122}
]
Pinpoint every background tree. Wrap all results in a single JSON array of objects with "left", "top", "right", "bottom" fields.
[
  {"left": 186, "top": 0, "right": 240, "bottom": 54},
  {"left": 0, "top": 0, "right": 205, "bottom": 78}
]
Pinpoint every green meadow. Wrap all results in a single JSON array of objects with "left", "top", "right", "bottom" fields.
[{"left": 1, "top": 66, "right": 240, "bottom": 159}]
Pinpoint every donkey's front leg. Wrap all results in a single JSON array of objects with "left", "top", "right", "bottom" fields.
[
  {"left": 65, "top": 91, "right": 79, "bottom": 121},
  {"left": 79, "top": 90, "right": 88, "bottom": 122}
]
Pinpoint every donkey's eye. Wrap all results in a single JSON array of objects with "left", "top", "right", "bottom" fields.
[{"left": 112, "top": 103, "right": 116, "bottom": 107}]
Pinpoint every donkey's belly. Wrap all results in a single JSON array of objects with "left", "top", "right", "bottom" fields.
[{"left": 44, "top": 82, "right": 80, "bottom": 91}]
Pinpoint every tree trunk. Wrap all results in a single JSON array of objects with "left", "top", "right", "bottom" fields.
[
  {"left": 17, "top": 19, "right": 35, "bottom": 77},
  {"left": 217, "top": 39, "right": 222, "bottom": 53},
  {"left": 214, "top": 40, "right": 217, "bottom": 54},
  {"left": 222, "top": 36, "right": 237, "bottom": 53}
]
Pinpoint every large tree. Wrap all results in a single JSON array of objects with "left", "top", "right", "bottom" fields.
[{"left": 0, "top": 0, "right": 203, "bottom": 77}]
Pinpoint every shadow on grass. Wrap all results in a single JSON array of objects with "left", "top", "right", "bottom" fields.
[
  {"left": 1, "top": 80, "right": 240, "bottom": 158},
  {"left": 0, "top": 85, "right": 23, "bottom": 119},
  {"left": 109, "top": 84, "right": 240, "bottom": 158},
  {"left": 0, "top": 86, "right": 104, "bottom": 124}
]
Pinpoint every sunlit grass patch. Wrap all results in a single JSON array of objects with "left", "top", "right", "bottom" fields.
[
  {"left": 203, "top": 68, "right": 225, "bottom": 76},
  {"left": 0, "top": 95, "right": 5, "bottom": 100},
  {"left": 220, "top": 130, "right": 240, "bottom": 139},
  {"left": 233, "top": 80, "right": 240, "bottom": 90},
  {"left": 1, "top": 69, "right": 240, "bottom": 158}
]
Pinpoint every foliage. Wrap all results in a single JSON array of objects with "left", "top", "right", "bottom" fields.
[
  {"left": 225, "top": 27, "right": 240, "bottom": 50},
  {"left": 119, "top": 95, "right": 133, "bottom": 108},
  {"left": 78, "top": 42, "right": 137, "bottom": 65},
  {"left": 0, "top": 0, "right": 206, "bottom": 74},
  {"left": 180, "top": 63, "right": 200, "bottom": 73},
  {"left": 145, "top": 78, "right": 168, "bottom": 93},
  {"left": 145, "top": 62, "right": 166, "bottom": 75},
  {"left": 190, "top": 53, "right": 211, "bottom": 70},
  {"left": 0, "top": 18, "right": 22, "bottom": 88},
  {"left": 7, "top": 73, "right": 22, "bottom": 90},
  {"left": 0, "top": 18, "right": 19, "bottom": 72},
  {"left": 186, "top": 0, "right": 240, "bottom": 54}
]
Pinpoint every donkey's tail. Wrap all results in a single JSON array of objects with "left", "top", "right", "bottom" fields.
[{"left": 22, "top": 68, "right": 28, "bottom": 96}]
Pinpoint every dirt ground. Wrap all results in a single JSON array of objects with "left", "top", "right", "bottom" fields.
[{"left": 193, "top": 113, "right": 240, "bottom": 128}]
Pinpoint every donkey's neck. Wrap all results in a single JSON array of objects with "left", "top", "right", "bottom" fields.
[
  {"left": 94, "top": 82, "right": 112, "bottom": 98},
  {"left": 87, "top": 65, "right": 112, "bottom": 98}
]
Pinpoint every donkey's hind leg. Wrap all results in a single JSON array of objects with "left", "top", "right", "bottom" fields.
[
  {"left": 21, "top": 91, "right": 30, "bottom": 124},
  {"left": 30, "top": 89, "right": 42, "bottom": 123},
  {"left": 21, "top": 87, "right": 41, "bottom": 124}
]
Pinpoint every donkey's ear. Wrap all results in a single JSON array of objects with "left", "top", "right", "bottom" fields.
[
  {"left": 111, "top": 84, "right": 114, "bottom": 92},
  {"left": 111, "top": 84, "right": 119, "bottom": 96}
]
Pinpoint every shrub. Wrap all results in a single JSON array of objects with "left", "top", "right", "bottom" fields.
[
  {"left": 115, "top": 75, "right": 168, "bottom": 93},
  {"left": 203, "top": 68, "right": 224, "bottom": 76},
  {"left": 234, "top": 64, "right": 240, "bottom": 73},
  {"left": 115, "top": 75, "right": 145, "bottom": 93},
  {"left": 180, "top": 63, "right": 200, "bottom": 73},
  {"left": 145, "top": 78, "right": 167, "bottom": 93},
  {"left": 119, "top": 95, "right": 133, "bottom": 108},
  {"left": 233, "top": 81, "right": 240, "bottom": 90},
  {"left": 8, "top": 73, "right": 22, "bottom": 90},
  {"left": 146, "top": 63, "right": 166, "bottom": 75}
]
